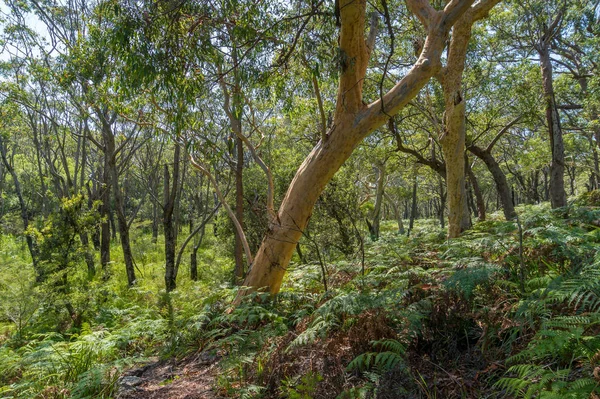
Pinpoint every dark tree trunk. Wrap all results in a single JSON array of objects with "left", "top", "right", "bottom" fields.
[
  {"left": 539, "top": 45, "right": 567, "bottom": 208},
  {"left": 80, "top": 232, "right": 96, "bottom": 279},
  {"left": 588, "top": 134, "right": 600, "bottom": 190},
  {"left": 190, "top": 224, "right": 206, "bottom": 282},
  {"left": 152, "top": 200, "right": 159, "bottom": 244},
  {"left": 468, "top": 146, "right": 516, "bottom": 221},
  {"left": 408, "top": 175, "right": 418, "bottom": 237},
  {"left": 371, "top": 164, "right": 385, "bottom": 240},
  {"left": 234, "top": 136, "right": 245, "bottom": 282},
  {"left": 465, "top": 158, "right": 485, "bottom": 221},
  {"left": 100, "top": 170, "right": 111, "bottom": 277},
  {"left": 100, "top": 111, "right": 136, "bottom": 286},
  {"left": 532, "top": 170, "right": 540, "bottom": 203},
  {"left": 438, "top": 177, "right": 446, "bottom": 228},
  {"left": 164, "top": 145, "right": 181, "bottom": 292}
]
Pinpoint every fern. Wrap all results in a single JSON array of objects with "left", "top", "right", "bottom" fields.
[{"left": 347, "top": 339, "right": 405, "bottom": 374}]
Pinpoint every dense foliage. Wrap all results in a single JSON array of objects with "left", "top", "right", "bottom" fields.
[{"left": 0, "top": 0, "right": 600, "bottom": 398}]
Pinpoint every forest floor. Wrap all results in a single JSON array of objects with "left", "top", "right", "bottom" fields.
[
  {"left": 117, "top": 352, "right": 220, "bottom": 399},
  {"left": 2, "top": 195, "right": 600, "bottom": 398}
]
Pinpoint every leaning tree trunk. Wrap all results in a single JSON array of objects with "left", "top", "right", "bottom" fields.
[
  {"left": 539, "top": 45, "right": 567, "bottom": 208},
  {"left": 0, "top": 137, "right": 40, "bottom": 278},
  {"left": 233, "top": 0, "right": 478, "bottom": 302},
  {"left": 468, "top": 145, "right": 516, "bottom": 220}
]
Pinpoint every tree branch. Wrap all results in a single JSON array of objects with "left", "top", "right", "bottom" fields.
[
  {"left": 405, "top": 0, "right": 437, "bottom": 29},
  {"left": 485, "top": 114, "right": 522, "bottom": 153},
  {"left": 189, "top": 153, "right": 254, "bottom": 267}
]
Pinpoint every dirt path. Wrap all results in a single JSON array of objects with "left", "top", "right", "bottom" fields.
[{"left": 116, "top": 352, "right": 220, "bottom": 399}]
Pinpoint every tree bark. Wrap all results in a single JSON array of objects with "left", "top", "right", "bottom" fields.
[
  {"left": 234, "top": 0, "right": 477, "bottom": 301},
  {"left": 164, "top": 145, "right": 181, "bottom": 292},
  {"left": 371, "top": 163, "right": 386, "bottom": 240},
  {"left": 234, "top": 135, "right": 245, "bottom": 282},
  {"left": 538, "top": 44, "right": 567, "bottom": 208},
  {"left": 100, "top": 112, "right": 137, "bottom": 286},
  {"left": 384, "top": 192, "right": 404, "bottom": 234},
  {"left": 468, "top": 145, "right": 516, "bottom": 220},
  {"left": 100, "top": 165, "right": 111, "bottom": 277},
  {"left": 408, "top": 174, "right": 418, "bottom": 237},
  {"left": 437, "top": 0, "right": 500, "bottom": 236},
  {"left": 439, "top": 15, "right": 471, "bottom": 238},
  {"left": 438, "top": 176, "right": 446, "bottom": 228},
  {"left": 465, "top": 157, "right": 485, "bottom": 221}
]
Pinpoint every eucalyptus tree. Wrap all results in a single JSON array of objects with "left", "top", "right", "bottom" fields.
[
  {"left": 434, "top": 0, "right": 501, "bottom": 236},
  {"left": 493, "top": 0, "right": 569, "bottom": 207},
  {"left": 550, "top": 0, "right": 600, "bottom": 189},
  {"left": 65, "top": 0, "right": 496, "bottom": 298},
  {"left": 238, "top": 0, "right": 483, "bottom": 299},
  {"left": 0, "top": 103, "right": 40, "bottom": 276}
]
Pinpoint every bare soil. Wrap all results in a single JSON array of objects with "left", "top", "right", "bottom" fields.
[{"left": 116, "top": 352, "right": 220, "bottom": 399}]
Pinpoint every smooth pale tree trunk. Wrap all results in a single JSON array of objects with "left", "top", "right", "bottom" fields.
[
  {"left": 440, "top": 19, "right": 469, "bottom": 237},
  {"left": 539, "top": 45, "right": 567, "bottom": 208},
  {"left": 384, "top": 192, "right": 405, "bottom": 235},
  {"left": 437, "top": 0, "right": 499, "bottom": 237},
  {"left": 217, "top": 55, "right": 247, "bottom": 283},
  {"left": 395, "top": 206, "right": 405, "bottom": 235},
  {"left": 234, "top": 0, "right": 477, "bottom": 301}
]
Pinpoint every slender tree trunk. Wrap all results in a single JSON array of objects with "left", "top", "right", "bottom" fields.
[
  {"left": 385, "top": 193, "right": 405, "bottom": 235},
  {"left": 100, "top": 168, "right": 111, "bottom": 276},
  {"left": 234, "top": 135, "right": 245, "bottom": 282},
  {"left": 0, "top": 138, "right": 40, "bottom": 278},
  {"left": 152, "top": 200, "right": 159, "bottom": 244},
  {"left": 100, "top": 113, "right": 136, "bottom": 286},
  {"left": 438, "top": 176, "right": 446, "bottom": 228},
  {"left": 190, "top": 248, "right": 199, "bottom": 281},
  {"left": 371, "top": 163, "right": 386, "bottom": 240},
  {"left": 532, "top": 170, "right": 540, "bottom": 203},
  {"left": 466, "top": 157, "right": 485, "bottom": 221},
  {"left": 587, "top": 134, "right": 600, "bottom": 189},
  {"left": 80, "top": 232, "right": 95, "bottom": 279},
  {"left": 539, "top": 45, "right": 567, "bottom": 208},
  {"left": 408, "top": 174, "right": 418, "bottom": 236},
  {"left": 164, "top": 145, "right": 181, "bottom": 292}
]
